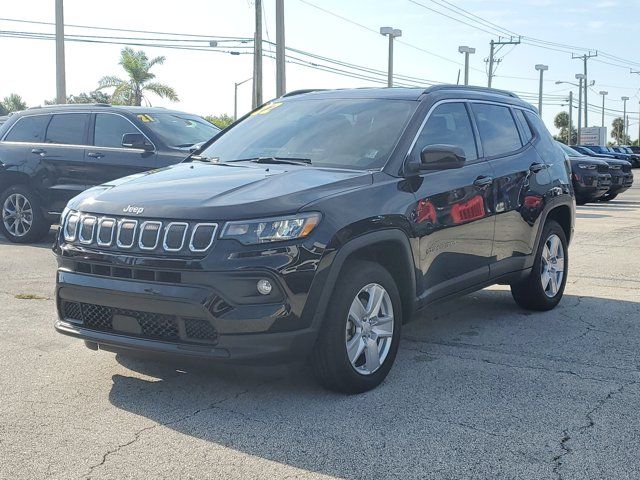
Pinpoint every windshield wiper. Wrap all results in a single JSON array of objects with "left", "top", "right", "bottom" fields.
[{"left": 225, "top": 156, "right": 312, "bottom": 166}]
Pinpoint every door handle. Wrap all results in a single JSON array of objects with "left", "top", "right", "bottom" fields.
[
  {"left": 473, "top": 175, "right": 493, "bottom": 188},
  {"left": 529, "top": 163, "right": 548, "bottom": 173},
  {"left": 87, "top": 152, "right": 105, "bottom": 159},
  {"left": 31, "top": 148, "right": 46, "bottom": 156}
]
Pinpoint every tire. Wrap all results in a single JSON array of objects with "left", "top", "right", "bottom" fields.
[
  {"left": 0, "top": 185, "right": 50, "bottom": 243},
  {"left": 599, "top": 193, "right": 617, "bottom": 202},
  {"left": 510, "top": 220, "right": 568, "bottom": 311},
  {"left": 576, "top": 197, "right": 588, "bottom": 206},
  {"left": 312, "top": 260, "right": 402, "bottom": 394}
]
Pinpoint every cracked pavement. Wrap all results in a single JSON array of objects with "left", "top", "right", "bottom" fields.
[{"left": 1, "top": 184, "right": 639, "bottom": 480}]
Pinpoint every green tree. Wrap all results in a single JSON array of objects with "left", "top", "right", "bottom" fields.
[
  {"left": 97, "top": 48, "right": 178, "bottom": 106},
  {"left": 45, "top": 90, "right": 112, "bottom": 105},
  {"left": 1, "top": 93, "right": 27, "bottom": 113},
  {"left": 204, "top": 113, "right": 234, "bottom": 129},
  {"left": 611, "top": 117, "right": 630, "bottom": 145},
  {"left": 553, "top": 111, "right": 576, "bottom": 144}
]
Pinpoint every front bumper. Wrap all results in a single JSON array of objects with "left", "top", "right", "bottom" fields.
[
  {"left": 573, "top": 172, "right": 611, "bottom": 199},
  {"left": 608, "top": 172, "right": 634, "bottom": 194},
  {"left": 55, "top": 267, "right": 319, "bottom": 362}
]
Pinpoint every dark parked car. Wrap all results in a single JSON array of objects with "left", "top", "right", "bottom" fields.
[
  {"left": 557, "top": 142, "right": 610, "bottom": 205},
  {"left": 571, "top": 146, "right": 634, "bottom": 200},
  {"left": 629, "top": 146, "right": 640, "bottom": 155},
  {"left": 0, "top": 104, "right": 220, "bottom": 242},
  {"left": 571, "top": 145, "right": 615, "bottom": 159},
  {"left": 611, "top": 146, "right": 640, "bottom": 168},
  {"left": 53, "top": 86, "right": 575, "bottom": 393}
]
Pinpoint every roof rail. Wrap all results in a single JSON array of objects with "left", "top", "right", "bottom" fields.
[
  {"left": 424, "top": 84, "right": 519, "bottom": 99},
  {"left": 28, "top": 103, "right": 112, "bottom": 109},
  {"left": 281, "top": 89, "right": 326, "bottom": 98}
]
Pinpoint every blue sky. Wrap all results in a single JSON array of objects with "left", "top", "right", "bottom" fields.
[{"left": 1, "top": 0, "right": 639, "bottom": 139}]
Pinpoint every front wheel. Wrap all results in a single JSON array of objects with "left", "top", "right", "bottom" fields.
[
  {"left": 511, "top": 220, "right": 568, "bottom": 311},
  {"left": 599, "top": 193, "right": 617, "bottom": 202},
  {"left": 312, "top": 260, "right": 402, "bottom": 394}
]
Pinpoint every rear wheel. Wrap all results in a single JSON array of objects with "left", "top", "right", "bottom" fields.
[
  {"left": 511, "top": 220, "right": 568, "bottom": 311},
  {"left": 599, "top": 192, "right": 617, "bottom": 202},
  {"left": 576, "top": 196, "right": 588, "bottom": 206},
  {"left": 0, "top": 185, "right": 50, "bottom": 243},
  {"left": 312, "top": 260, "right": 402, "bottom": 394}
]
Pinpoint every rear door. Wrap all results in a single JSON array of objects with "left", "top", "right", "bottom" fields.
[
  {"left": 84, "top": 112, "right": 158, "bottom": 186},
  {"left": 409, "top": 101, "right": 496, "bottom": 301},
  {"left": 471, "top": 103, "right": 552, "bottom": 277},
  {"left": 41, "top": 113, "right": 90, "bottom": 213}
]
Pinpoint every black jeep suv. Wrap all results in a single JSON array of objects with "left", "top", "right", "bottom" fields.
[
  {"left": 557, "top": 142, "right": 611, "bottom": 204},
  {"left": 0, "top": 104, "right": 219, "bottom": 243},
  {"left": 53, "top": 86, "right": 575, "bottom": 393}
]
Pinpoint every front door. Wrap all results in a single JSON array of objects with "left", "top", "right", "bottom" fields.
[
  {"left": 409, "top": 101, "right": 495, "bottom": 302},
  {"left": 84, "top": 113, "right": 157, "bottom": 187}
]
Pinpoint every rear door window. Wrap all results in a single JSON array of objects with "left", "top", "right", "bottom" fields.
[
  {"left": 513, "top": 109, "right": 533, "bottom": 143},
  {"left": 94, "top": 114, "right": 141, "bottom": 148},
  {"left": 3, "top": 115, "right": 51, "bottom": 143},
  {"left": 472, "top": 104, "right": 522, "bottom": 157},
  {"left": 45, "top": 114, "right": 89, "bottom": 145},
  {"left": 412, "top": 102, "right": 478, "bottom": 162}
]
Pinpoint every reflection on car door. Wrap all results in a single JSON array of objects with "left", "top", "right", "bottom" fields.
[
  {"left": 409, "top": 101, "right": 496, "bottom": 302},
  {"left": 470, "top": 103, "right": 552, "bottom": 277},
  {"left": 41, "top": 113, "right": 90, "bottom": 213},
  {"left": 84, "top": 113, "right": 157, "bottom": 187}
]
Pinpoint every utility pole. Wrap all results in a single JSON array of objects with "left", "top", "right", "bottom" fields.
[
  {"left": 252, "top": 0, "right": 263, "bottom": 109},
  {"left": 486, "top": 36, "right": 521, "bottom": 88},
  {"left": 572, "top": 51, "right": 597, "bottom": 127},
  {"left": 599, "top": 91, "right": 608, "bottom": 128},
  {"left": 576, "top": 74, "right": 585, "bottom": 144},
  {"left": 535, "top": 64, "right": 548, "bottom": 114},
  {"left": 622, "top": 96, "right": 629, "bottom": 142},
  {"left": 632, "top": 71, "right": 640, "bottom": 145},
  {"left": 458, "top": 46, "right": 475, "bottom": 86},
  {"left": 568, "top": 91, "right": 573, "bottom": 145},
  {"left": 275, "top": 0, "right": 286, "bottom": 97},
  {"left": 380, "top": 27, "right": 402, "bottom": 87},
  {"left": 55, "top": 0, "right": 66, "bottom": 104}
]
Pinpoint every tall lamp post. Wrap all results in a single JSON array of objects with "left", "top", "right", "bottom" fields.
[
  {"left": 622, "top": 96, "right": 630, "bottom": 142},
  {"left": 380, "top": 27, "right": 402, "bottom": 87},
  {"left": 234, "top": 77, "right": 252, "bottom": 121},
  {"left": 458, "top": 46, "right": 475, "bottom": 85},
  {"left": 575, "top": 74, "right": 586, "bottom": 143},
  {"left": 599, "top": 91, "right": 608, "bottom": 128},
  {"left": 535, "top": 64, "right": 549, "bottom": 114}
]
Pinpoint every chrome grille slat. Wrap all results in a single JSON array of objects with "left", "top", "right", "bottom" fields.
[
  {"left": 79, "top": 216, "right": 97, "bottom": 244},
  {"left": 189, "top": 223, "right": 218, "bottom": 252},
  {"left": 117, "top": 219, "right": 138, "bottom": 249},
  {"left": 163, "top": 222, "right": 189, "bottom": 252},
  {"left": 139, "top": 221, "right": 163, "bottom": 250},
  {"left": 97, "top": 217, "right": 116, "bottom": 247}
]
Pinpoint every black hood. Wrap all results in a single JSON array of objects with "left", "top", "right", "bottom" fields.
[{"left": 69, "top": 162, "right": 372, "bottom": 220}]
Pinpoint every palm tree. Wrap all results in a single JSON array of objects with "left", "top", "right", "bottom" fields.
[
  {"left": 1, "top": 93, "right": 27, "bottom": 113},
  {"left": 98, "top": 48, "right": 179, "bottom": 106}
]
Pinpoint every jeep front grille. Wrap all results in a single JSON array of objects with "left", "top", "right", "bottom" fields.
[{"left": 62, "top": 212, "right": 218, "bottom": 255}]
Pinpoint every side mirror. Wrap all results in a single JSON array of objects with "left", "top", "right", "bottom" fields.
[
  {"left": 413, "top": 144, "right": 466, "bottom": 172},
  {"left": 122, "top": 133, "right": 153, "bottom": 151}
]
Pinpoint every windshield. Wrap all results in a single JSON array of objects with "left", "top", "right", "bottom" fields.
[
  {"left": 558, "top": 142, "right": 581, "bottom": 157},
  {"left": 137, "top": 113, "right": 220, "bottom": 148},
  {"left": 199, "top": 98, "right": 417, "bottom": 170}
]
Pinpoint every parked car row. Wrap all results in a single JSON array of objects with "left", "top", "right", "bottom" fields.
[
  {"left": 559, "top": 143, "right": 634, "bottom": 204},
  {"left": 0, "top": 104, "right": 220, "bottom": 242}
]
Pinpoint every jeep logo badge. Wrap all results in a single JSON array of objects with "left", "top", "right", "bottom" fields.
[{"left": 123, "top": 205, "right": 145, "bottom": 215}]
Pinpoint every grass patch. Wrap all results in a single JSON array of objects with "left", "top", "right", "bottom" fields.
[{"left": 15, "top": 293, "right": 48, "bottom": 300}]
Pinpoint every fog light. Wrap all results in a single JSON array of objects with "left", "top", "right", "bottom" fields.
[{"left": 257, "top": 279, "right": 272, "bottom": 295}]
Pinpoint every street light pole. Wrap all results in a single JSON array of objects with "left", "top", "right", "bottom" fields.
[
  {"left": 568, "top": 91, "right": 573, "bottom": 145},
  {"left": 576, "top": 74, "right": 585, "bottom": 143},
  {"left": 55, "top": 0, "right": 66, "bottom": 104},
  {"left": 252, "top": 0, "right": 263, "bottom": 108},
  {"left": 535, "top": 64, "right": 548, "bottom": 114},
  {"left": 380, "top": 27, "right": 402, "bottom": 87},
  {"left": 275, "top": 0, "right": 286, "bottom": 97},
  {"left": 458, "top": 46, "right": 475, "bottom": 85},
  {"left": 622, "top": 96, "right": 629, "bottom": 142},
  {"left": 234, "top": 77, "right": 252, "bottom": 121},
  {"left": 599, "top": 91, "right": 608, "bottom": 128}
]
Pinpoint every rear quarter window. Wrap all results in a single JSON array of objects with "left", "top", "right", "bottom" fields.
[{"left": 3, "top": 115, "right": 51, "bottom": 143}]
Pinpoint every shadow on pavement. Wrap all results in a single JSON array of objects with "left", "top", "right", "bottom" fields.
[
  {"left": 105, "top": 290, "right": 640, "bottom": 479},
  {"left": 0, "top": 226, "right": 57, "bottom": 249}
]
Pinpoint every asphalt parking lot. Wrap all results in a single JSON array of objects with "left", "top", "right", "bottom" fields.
[{"left": 1, "top": 185, "right": 639, "bottom": 480}]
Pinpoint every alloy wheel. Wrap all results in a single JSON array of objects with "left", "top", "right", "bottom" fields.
[
  {"left": 345, "top": 283, "right": 394, "bottom": 375},
  {"left": 540, "top": 233, "right": 565, "bottom": 297},
  {"left": 2, "top": 193, "right": 33, "bottom": 238}
]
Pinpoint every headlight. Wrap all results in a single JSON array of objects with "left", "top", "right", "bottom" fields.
[
  {"left": 577, "top": 164, "right": 597, "bottom": 170},
  {"left": 221, "top": 213, "right": 321, "bottom": 244}
]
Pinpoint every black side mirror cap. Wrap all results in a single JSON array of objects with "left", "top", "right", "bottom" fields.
[
  {"left": 407, "top": 144, "right": 466, "bottom": 173},
  {"left": 122, "top": 133, "right": 153, "bottom": 151}
]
